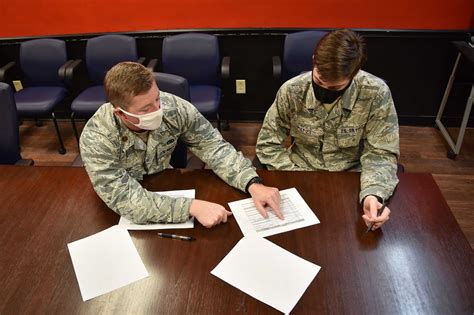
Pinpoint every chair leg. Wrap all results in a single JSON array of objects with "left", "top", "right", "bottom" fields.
[
  {"left": 221, "top": 119, "right": 230, "bottom": 131},
  {"left": 35, "top": 118, "right": 43, "bottom": 127},
  {"left": 71, "top": 113, "right": 80, "bottom": 146},
  {"left": 52, "top": 112, "right": 66, "bottom": 154}
]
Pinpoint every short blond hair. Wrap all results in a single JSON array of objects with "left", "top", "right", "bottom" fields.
[
  {"left": 313, "top": 29, "right": 367, "bottom": 82},
  {"left": 104, "top": 62, "right": 154, "bottom": 109}
]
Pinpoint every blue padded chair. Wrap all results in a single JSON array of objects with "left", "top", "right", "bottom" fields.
[
  {"left": 162, "top": 33, "right": 226, "bottom": 131},
  {"left": 8, "top": 39, "right": 70, "bottom": 154},
  {"left": 0, "top": 83, "right": 33, "bottom": 165},
  {"left": 153, "top": 72, "right": 190, "bottom": 168},
  {"left": 70, "top": 34, "right": 144, "bottom": 143},
  {"left": 0, "top": 83, "right": 21, "bottom": 164},
  {"left": 273, "top": 30, "right": 328, "bottom": 82}
]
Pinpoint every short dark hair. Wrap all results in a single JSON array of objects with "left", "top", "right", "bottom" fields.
[
  {"left": 104, "top": 62, "right": 154, "bottom": 109},
  {"left": 313, "top": 29, "right": 367, "bottom": 82}
]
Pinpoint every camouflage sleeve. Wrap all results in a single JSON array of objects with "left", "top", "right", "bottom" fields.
[
  {"left": 177, "top": 100, "right": 258, "bottom": 191},
  {"left": 360, "top": 84, "right": 400, "bottom": 202},
  {"left": 80, "top": 129, "right": 192, "bottom": 224},
  {"left": 256, "top": 86, "right": 305, "bottom": 170}
]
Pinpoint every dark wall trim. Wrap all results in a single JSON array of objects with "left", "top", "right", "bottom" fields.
[{"left": 0, "top": 27, "right": 472, "bottom": 43}]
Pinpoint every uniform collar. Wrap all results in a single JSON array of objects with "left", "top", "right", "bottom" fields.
[{"left": 113, "top": 114, "right": 144, "bottom": 152}]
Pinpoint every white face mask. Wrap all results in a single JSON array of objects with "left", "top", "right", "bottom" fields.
[{"left": 119, "top": 107, "right": 163, "bottom": 130}]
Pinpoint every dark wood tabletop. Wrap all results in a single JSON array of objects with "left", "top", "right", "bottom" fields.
[{"left": 0, "top": 166, "right": 472, "bottom": 314}]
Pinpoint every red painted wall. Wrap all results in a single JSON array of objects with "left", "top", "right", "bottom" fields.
[{"left": 2, "top": 0, "right": 473, "bottom": 37}]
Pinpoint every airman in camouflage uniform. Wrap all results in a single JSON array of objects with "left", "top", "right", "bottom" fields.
[
  {"left": 256, "top": 29, "right": 399, "bottom": 231},
  {"left": 81, "top": 62, "right": 282, "bottom": 227}
]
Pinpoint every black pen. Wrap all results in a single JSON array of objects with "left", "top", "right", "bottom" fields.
[
  {"left": 157, "top": 232, "right": 196, "bottom": 241},
  {"left": 365, "top": 204, "right": 386, "bottom": 233}
]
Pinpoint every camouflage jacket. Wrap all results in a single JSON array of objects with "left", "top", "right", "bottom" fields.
[
  {"left": 256, "top": 71, "right": 400, "bottom": 202},
  {"left": 80, "top": 92, "right": 257, "bottom": 224}
]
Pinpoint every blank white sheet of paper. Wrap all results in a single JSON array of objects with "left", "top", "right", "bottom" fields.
[
  {"left": 118, "top": 189, "right": 195, "bottom": 230},
  {"left": 211, "top": 236, "right": 321, "bottom": 314},
  {"left": 229, "top": 187, "right": 319, "bottom": 237},
  {"left": 67, "top": 225, "right": 149, "bottom": 301}
]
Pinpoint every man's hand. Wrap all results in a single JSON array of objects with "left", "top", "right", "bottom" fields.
[
  {"left": 362, "top": 195, "right": 391, "bottom": 231},
  {"left": 189, "top": 199, "right": 232, "bottom": 228},
  {"left": 248, "top": 184, "right": 283, "bottom": 220}
]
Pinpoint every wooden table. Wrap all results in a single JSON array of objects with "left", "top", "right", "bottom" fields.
[{"left": 0, "top": 166, "right": 472, "bottom": 314}]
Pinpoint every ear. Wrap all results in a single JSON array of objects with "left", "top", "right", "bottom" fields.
[
  {"left": 113, "top": 107, "right": 131, "bottom": 126},
  {"left": 113, "top": 106, "right": 124, "bottom": 117}
]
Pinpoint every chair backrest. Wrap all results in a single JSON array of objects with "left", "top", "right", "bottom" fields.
[
  {"left": 283, "top": 31, "right": 327, "bottom": 81},
  {"left": 0, "top": 83, "right": 21, "bottom": 164},
  {"left": 86, "top": 35, "right": 138, "bottom": 85},
  {"left": 153, "top": 72, "right": 190, "bottom": 101},
  {"left": 162, "top": 33, "right": 220, "bottom": 86},
  {"left": 153, "top": 72, "right": 190, "bottom": 168},
  {"left": 20, "top": 39, "right": 67, "bottom": 86}
]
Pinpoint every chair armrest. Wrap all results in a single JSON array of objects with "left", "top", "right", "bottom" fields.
[
  {"left": 15, "top": 159, "right": 34, "bottom": 166},
  {"left": 58, "top": 60, "right": 75, "bottom": 82},
  {"left": 64, "top": 59, "right": 83, "bottom": 87},
  {"left": 221, "top": 56, "right": 230, "bottom": 79},
  {"left": 147, "top": 58, "right": 158, "bottom": 72},
  {"left": 137, "top": 57, "right": 146, "bottom": 65},
  {"left": 272, "top": 56, "right": 282, "bottom": 79},
  {"left": 0, "top": 62, "right": 17, "bottom": 82}
]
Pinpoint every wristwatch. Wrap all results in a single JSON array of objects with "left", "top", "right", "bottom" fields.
[{"left": 245, "top": 176, "right": 263, "bottom": 193}]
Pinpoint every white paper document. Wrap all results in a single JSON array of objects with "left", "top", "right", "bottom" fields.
[
  {"left": 118, "top": 189, "right": 195, "bottom": 230},
  {"left": 211, "top": 236, "right": 321, "bottom": 314},
  {"left": 67, "top": 225, "right": 149, "bottom": 301},
  {"left": 229, "top": 187, "right": 319, "bottom": 237}
]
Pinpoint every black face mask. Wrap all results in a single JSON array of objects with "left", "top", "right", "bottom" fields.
[{"left": 312, "top": 79, "right": 350, "bottom": 104}]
